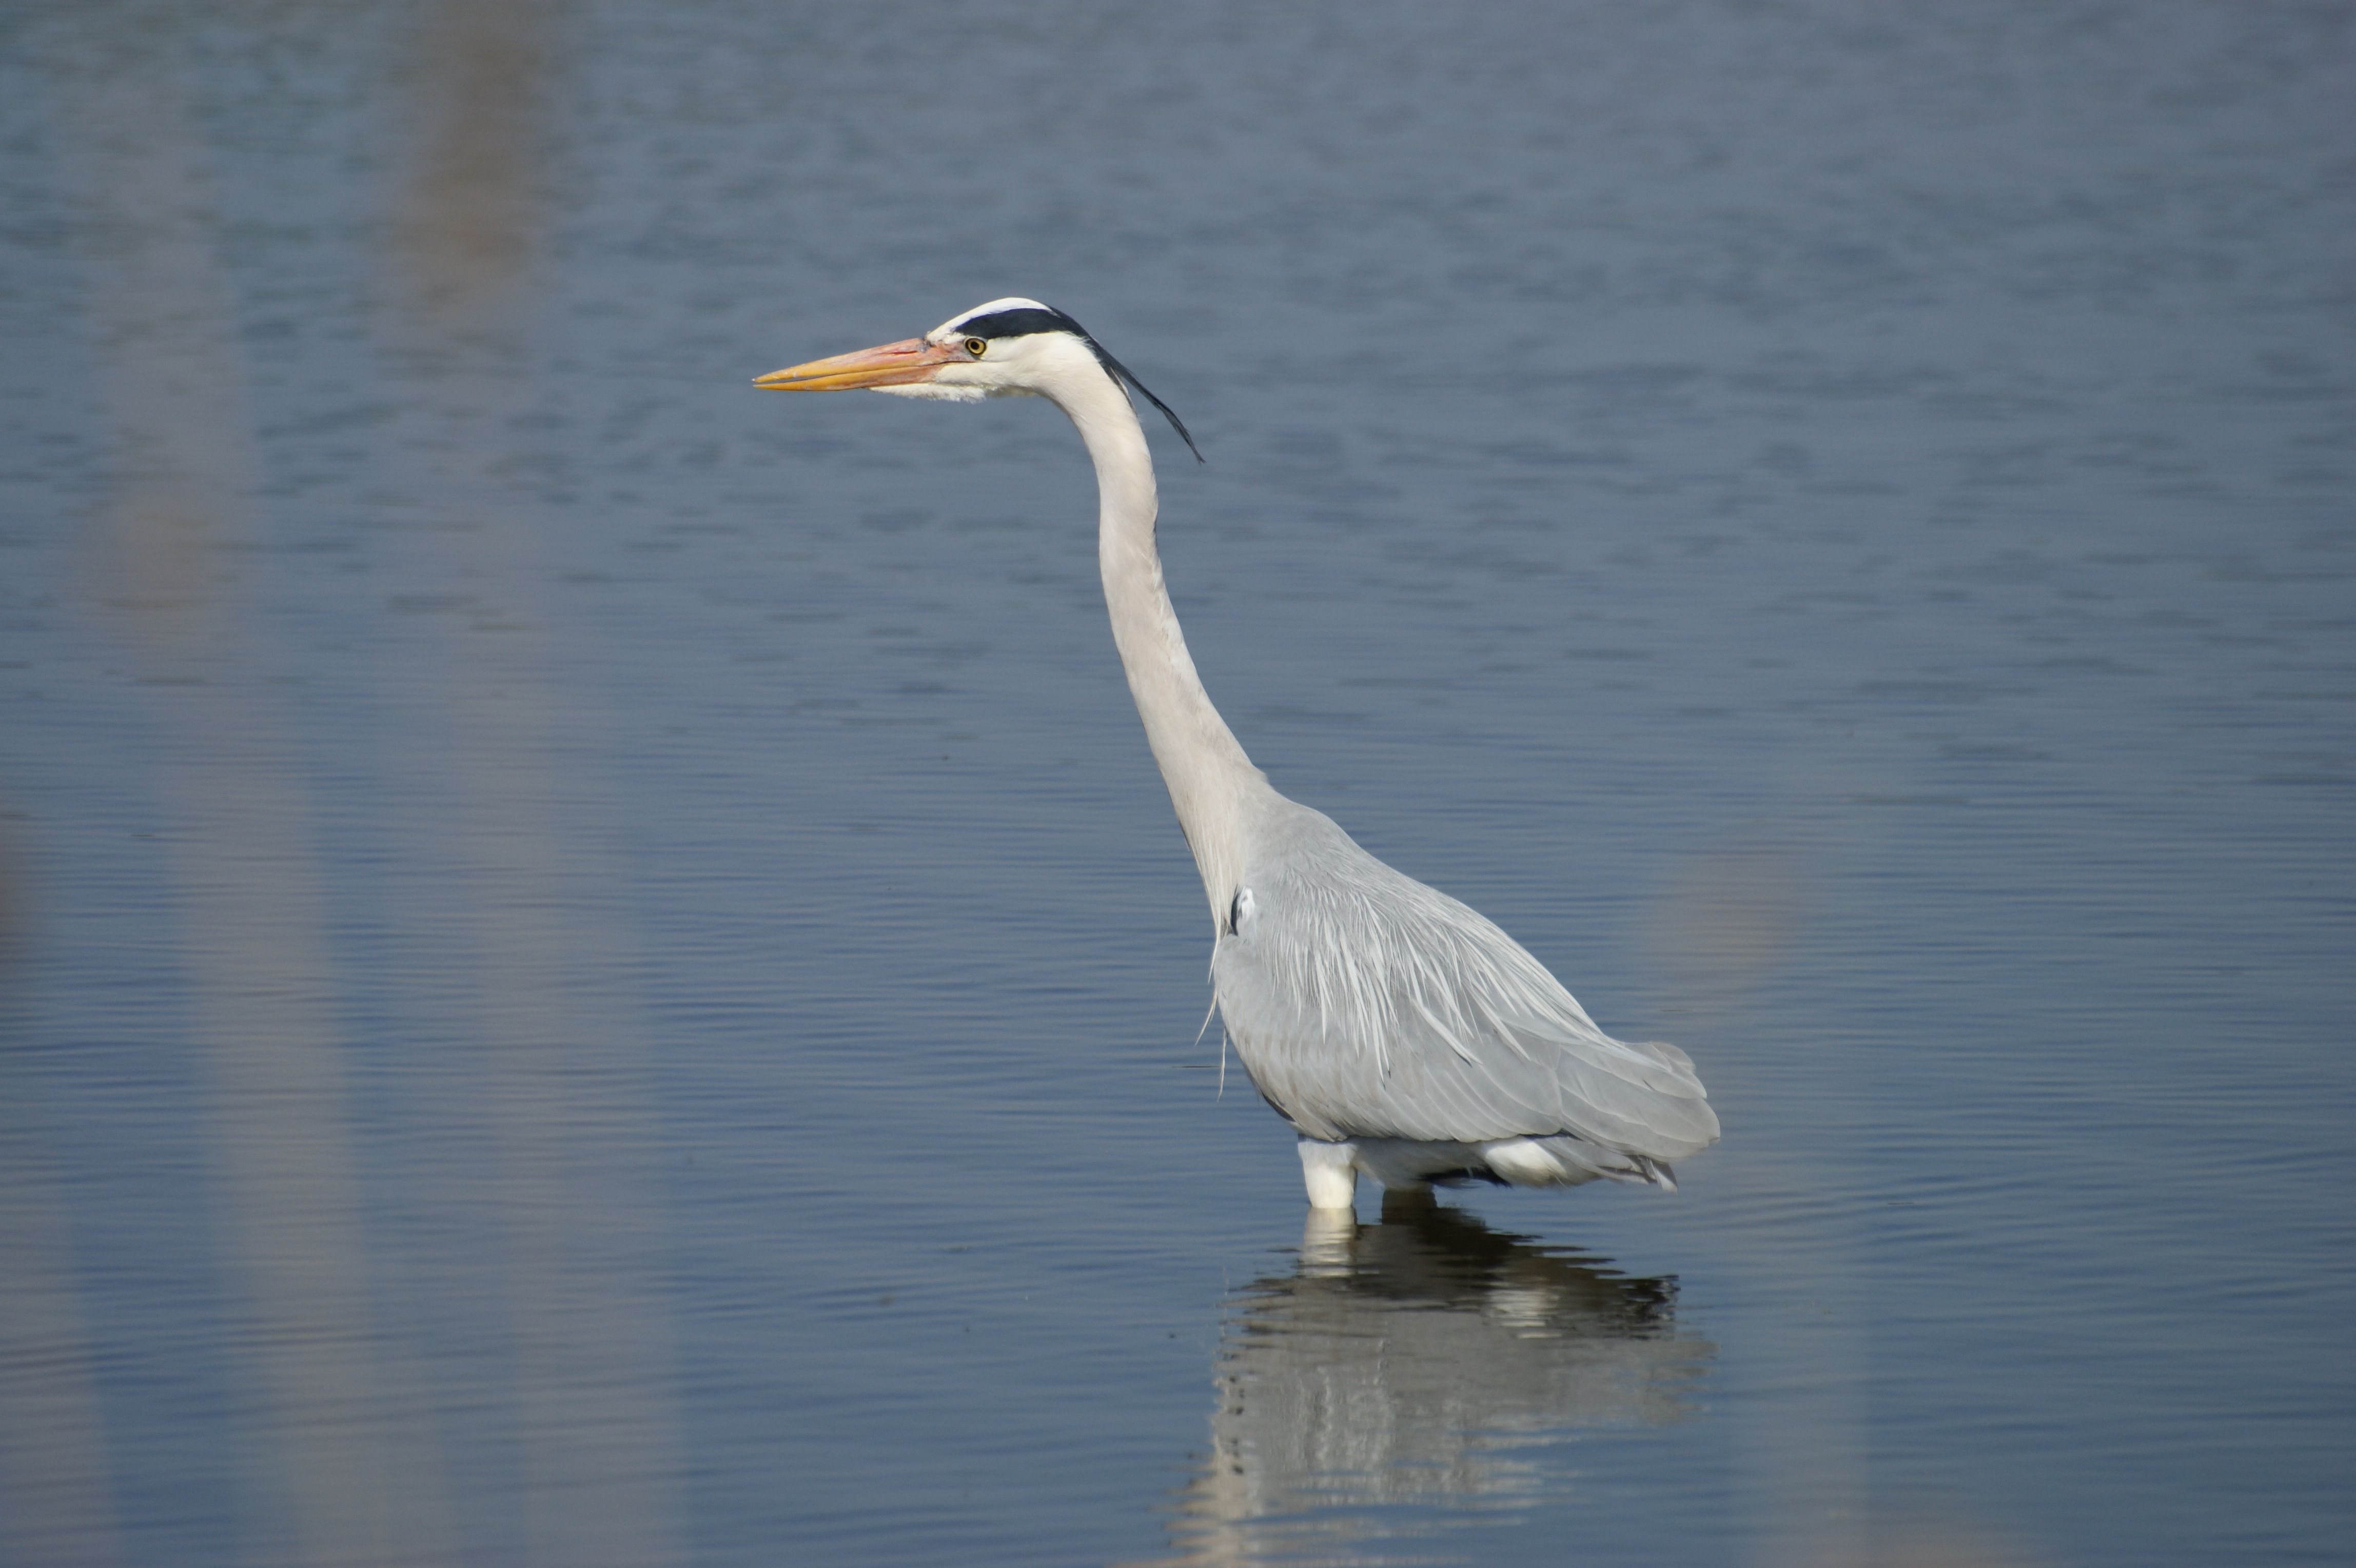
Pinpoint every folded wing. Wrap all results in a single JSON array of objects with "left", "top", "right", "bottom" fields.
[{"left": 1212, "top": 805, "right": 1719, "bottom": 1163}]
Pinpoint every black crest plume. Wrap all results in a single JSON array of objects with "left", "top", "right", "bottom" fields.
[{"left": 954, "top": 305, "right": 1204, "bottom": 463}]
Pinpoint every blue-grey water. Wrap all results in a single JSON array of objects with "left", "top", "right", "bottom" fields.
[{"left": 3, "top": 3, "right": 2351, "bottom": 1564}]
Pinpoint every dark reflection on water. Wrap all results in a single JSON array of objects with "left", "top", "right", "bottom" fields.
[{"left": 1141, "top": 1198, "right": 1707, "bottom": 1566}]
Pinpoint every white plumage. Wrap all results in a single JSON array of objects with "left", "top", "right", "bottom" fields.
[{"left": 758, "top": 299, "right": 1718, "bottom": 1209}]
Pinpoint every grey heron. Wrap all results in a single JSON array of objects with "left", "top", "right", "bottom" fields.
[{"left": 756, "top": 300, "right": 1718, "bottom": 1210}]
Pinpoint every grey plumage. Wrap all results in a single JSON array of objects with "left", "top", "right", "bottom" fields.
[{"left": 1213, "top": 797, "right": 1717, "bottom": 1185}]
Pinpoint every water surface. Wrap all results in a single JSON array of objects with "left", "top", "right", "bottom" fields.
[{"left": 2, "top": 3, "right": 2350, "bottom": 1564}]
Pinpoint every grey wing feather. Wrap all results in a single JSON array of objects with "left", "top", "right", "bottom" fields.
[{"left": 1211, "top": 804, "right": 1719, "bottom": 1162}]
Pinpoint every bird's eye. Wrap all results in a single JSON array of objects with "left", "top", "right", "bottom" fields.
[{"left": 964, "top": 337, "right": 988, "bottom": 357}]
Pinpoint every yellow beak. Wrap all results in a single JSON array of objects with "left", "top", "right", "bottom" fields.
[{"left": 753, "top": 336, "right": 961, "bottom": 391}]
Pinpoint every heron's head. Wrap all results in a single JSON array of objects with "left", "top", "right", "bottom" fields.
[{"left": 755, "top": 297, "right": 1200, "bottom": 459}]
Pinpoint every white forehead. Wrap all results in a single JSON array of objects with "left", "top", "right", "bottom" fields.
[{"left": 930, "top": 297, "right": 1051, "bottom": 338}]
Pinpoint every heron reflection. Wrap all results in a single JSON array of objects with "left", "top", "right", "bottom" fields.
[{"left": 1137, "top": 1195, "right": 1710, "bottom": 1566}]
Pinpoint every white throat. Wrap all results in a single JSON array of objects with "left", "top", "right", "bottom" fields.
[{"left": 1036, "top": 353, "right": 1271, "bottom": 923}]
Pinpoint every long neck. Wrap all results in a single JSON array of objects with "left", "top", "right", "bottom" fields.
[{"left": 1049, "top": 364, "right": 1269, "bottom": 920}]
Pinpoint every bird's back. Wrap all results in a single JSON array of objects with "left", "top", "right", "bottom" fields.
[{"left": 1211, "top": 799, "right": 1718, "bottom": 1164}]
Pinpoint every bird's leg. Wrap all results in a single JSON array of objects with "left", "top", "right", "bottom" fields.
[{"left": 1296, "top": 1137, "right": 1359, "bottom": 1211}]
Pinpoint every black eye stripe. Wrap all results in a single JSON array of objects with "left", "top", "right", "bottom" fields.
[
  {"left": 954, "top": 307, "right": 1077, "bottom": 341},
  {"left": 947, "top": 305, "right": 1204, "bottom": 464}
]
